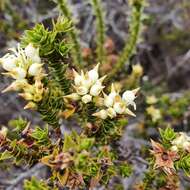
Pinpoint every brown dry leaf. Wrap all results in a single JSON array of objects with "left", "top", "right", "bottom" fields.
[
  {"left": 60, "top": 106, "right": 76, "bottom": 119},
  {"left": 150, "top": 140, "right": 178, "bottom": 175},
  {"left": 89, "top": 171, "right": 102, "bottom": 190},
  {"left": 41, "top": 154, "right": 54, "bottom": 167},
  {"left": 57, "top": 168, "right": 70, "bottom": 186}
]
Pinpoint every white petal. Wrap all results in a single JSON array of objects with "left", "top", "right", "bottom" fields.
[
  {"left": 103, "top": 93, "right": 114, "bottom": 107},
  {"left": 1, "top": 57, "right": 17, "bottom": 71},
  {"left": 113, "top": 102, "right": 126, "bottom": 114},
  {"left": 25, "top": 44, "right": 39, "bottom": 58},
  {"left": 75, "top": 86, "right": 88, "bottom": 95},
  {"left": 82, "top": 94, "right": 92, "bottom": 104},
  {"left": 90, "top": 84, "right": 104, "bottom": 96},
  {"left": 28, "top": 63, "right": 42, "bottom": 76},
  {"left": 122, "top": 90, "right": 136, "bottom": 105}
]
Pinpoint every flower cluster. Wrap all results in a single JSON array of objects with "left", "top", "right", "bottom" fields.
[
  {"left": 171, "top": 132, "right": 190, "bottom": 152},
  {"left": 0, "top": 43, "right": 45, "bottom": 109},
  {"left": 65, "top": 64, "right": 139, "bottom": 120},
  {"left": 93, "top": 84, "right": 139, "bottom": 119},
  {"left": 65, "top": 63, "right": 106, "bottom": 104}
]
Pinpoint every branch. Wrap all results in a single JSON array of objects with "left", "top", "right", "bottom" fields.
[
  {"left": 109, "top": 0, "right": 146, "bottom": 79},
  {"left": 90, "top": 0, "right": 106, "bottom": 64},
  {"left": 56, "top": 0, "right": 83, "bottom": 69}
]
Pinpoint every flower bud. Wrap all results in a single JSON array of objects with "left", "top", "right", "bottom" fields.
[
  {"left": 2, "top": 79, "right": 28, "bottom": 92},
  {"left": 0, "top": 127, "right": 8, "bottom": 139},
  {"left": 34, "top": 78, "right": 43, "bottom": 91},
  {"left": 1, "top": 56, "right": 17, "bottom": 71},
  {"left": 82, "top": 94, "right": 92, "bottom": 104},
  {"left": 93, "top": 109, "right": 108, "bottom": 120},
  {"left": 24, "top": 102, "right": 37, "bottom": 110},
  {"left": 90, "top": 83, "right": 104, "bottom": 96},
  {"left": 19, "top": 92, "right": 33, "bottom": 101},
  {"left": 94, "top": 96, "right": 104, "bottom": 107},
  {"left": 132, "top": 64, "right": 143, "bottom": 76},
  {"left": 107, "top": 107, "right": 117, "bottom": 118},
  {"left": 28, "top": 63, "right": 43, "bottom": 76},
  {"left": 88, "top": 63, "right": 100, "bottom": 83},
  {"left": 64, "top": 93, "right": 80, "bottom": 101},
  {"left": 73, "top": 69, "right": 83, "bottom": 86},
  {"left": 113, "top": 102, "right": 126, "bottom": 114}
]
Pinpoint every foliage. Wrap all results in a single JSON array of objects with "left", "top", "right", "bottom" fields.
[{"left": 24, "top": 177, "right": 52, "bottom": 190}]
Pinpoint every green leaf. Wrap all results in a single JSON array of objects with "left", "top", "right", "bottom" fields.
[
  {"left": 0, "top": 150, "right": 13, "bottom": 161},
  {"left": 24, "top": 177, "right": 51, "bottom": 190},
  {"left": 119, "top": 163, "right": 133, "bottom": 178},
  {"left": 63, "top": 133, "right": 77, "bottom": 152},
  {"left": 30, "top": 126, "right": 49, "bottom": 145},
  {"left": 159, "top": 127, "right": 176, "bottom": 142}
]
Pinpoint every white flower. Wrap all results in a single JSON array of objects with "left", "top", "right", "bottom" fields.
[
  {"left": 90, "top": 76, "right": 106, "bottom": 96},
  {"left": 107, "top": 107, "right": 117, "bottom": 118},
  {"left": 103, "top": 93, "right": 114, "bottom": 107},
  {"left": 25, "top": 43, "right": 40, "bottom": 62},
  {"left": 64, "top": 93, "right": 80, "bottom": 101},
  {"left": 0, "top": 56, "right": 17, "bottom": 71},
  {"left": 182, "top": 141, "right": 190, "bottom": 151},
  {"left": 170, "top": 145, "right": 178, "bottom": 152},
  {"left": 10, "top": 67, "right": 27, "bottom": 79},
  {"left": 87, "top": 63, "right": 99, "bottom": 83},
  {"left": 28, "top": 63, "right": 43, "bottom": 76},
  {"left": 172, "top": 132, "right": 190, "bottom": 151},
  {"left": 75, "top": 86, "right": 88, "bottom": 95},
  {"left": 122, "top": 88, "right": 140, "bottom": 110},
  {"left": 93, "top": 109, "right": 108, "bottom": 120},
  {"left": 82, "top": 94, "right": 92, "bottom": 104}
]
